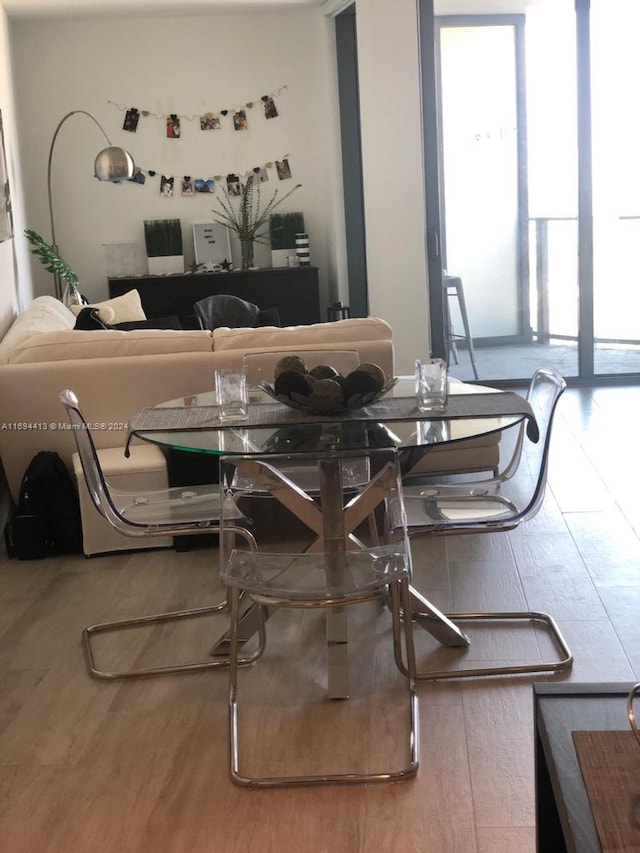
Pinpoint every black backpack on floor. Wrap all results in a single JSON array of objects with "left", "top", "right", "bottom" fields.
[{"left": 4, "top": 451, "right": 83, "bottom": 560}]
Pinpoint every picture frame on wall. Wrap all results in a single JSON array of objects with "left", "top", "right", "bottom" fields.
[
  {"left": 193, "top": 221, "right": 232, "bottom": 268},
  {"left": 0, "top": 111, "right": 14, "bottom": 243}
]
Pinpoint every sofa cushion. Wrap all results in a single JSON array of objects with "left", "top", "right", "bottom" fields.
[
  {"left": 0, "top": 296, "right": 76, "bottom": 364},
  {"left": 70, "top": 289, "right": 146, "bottom": 324},
  {"left": 213, "top": 317, "right": 392, "bottom": 351},
  {"left": 113, "top": 315, "right": 183, "bottom": 331},
  {"left": 6, "top": 328, "right": 214, "bottom": 364}
]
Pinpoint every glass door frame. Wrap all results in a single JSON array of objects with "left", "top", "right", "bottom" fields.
[
  {"left": 420, "top": 0, "right": 639, "bottom": 387},
  {"left": 436, "top": 14, "right": 531, "bottom": 350},
  {"left": 575, "top": 0, "right": 594, "bottom": 380},
  {"left": 418, "top": 0, "right": 447, "bottom": 361}
]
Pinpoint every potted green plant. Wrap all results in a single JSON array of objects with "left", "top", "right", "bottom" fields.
[
  {"left": 269, "top": 211, "right": 305, "bottom": 268},
  {"left": 24, "top": 228, "right": 82, "bottom": 306},
  {"left": 143, "top": 218, "right": 184, "bottom": 275}
]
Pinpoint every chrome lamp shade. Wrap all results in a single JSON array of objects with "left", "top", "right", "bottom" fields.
[{"left": 94, "top": 146, "right": 135, "bottom": 183}]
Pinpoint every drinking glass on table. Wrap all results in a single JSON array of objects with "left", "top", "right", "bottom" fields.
[
  {"left": 215, "top": 369, "right": 249, "bottom": 421},
  {"left": 415, "top": 358, "right": 448, "bottom": 412}
]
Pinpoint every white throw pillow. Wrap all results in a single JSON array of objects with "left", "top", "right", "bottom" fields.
[{"left": 70, "top": 289, "right": 146, "bottom": 324}]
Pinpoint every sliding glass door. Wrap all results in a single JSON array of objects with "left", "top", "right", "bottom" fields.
[
  {"left": 591, "top": 0, "right": 640, "bottom": 376},
  {"left": 438, "top": 17, "right": 528, "bottom": 355},
  {"left": 422, "top": 0, "right": 638, "bottom": 384}
]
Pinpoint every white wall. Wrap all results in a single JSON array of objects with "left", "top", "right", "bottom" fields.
[
  {"left": 355, "top": 0, "right": 430, "bottom": 372},
  {"left": 0, "top": 1, "right": 30, "bottom": 337},
  {"left": 11, "top": 9, "right": 346, "bottom": 311},
  {"left": 11, "top": 2, "right": 431, "bottom": 372}
]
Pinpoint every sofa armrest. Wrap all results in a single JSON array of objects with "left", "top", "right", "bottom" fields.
[{"left": 0, "top": 352, "right": 215, "bottom": 501}]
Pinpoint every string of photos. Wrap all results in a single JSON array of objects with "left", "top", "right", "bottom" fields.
[
  {"left": 127, "top": 154, "right": 296, "bottom": 198},
  {"left": 109, "top": 85, "right": 287, "bottom": 138}
]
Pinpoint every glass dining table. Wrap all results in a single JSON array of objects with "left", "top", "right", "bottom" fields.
[{"left": 127, "top": 377, "right": 534, "bottom": 697}]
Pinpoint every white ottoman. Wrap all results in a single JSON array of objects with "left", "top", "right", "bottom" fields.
[{"left": 72, "top": 444, "right": 173, "bottom": 556}]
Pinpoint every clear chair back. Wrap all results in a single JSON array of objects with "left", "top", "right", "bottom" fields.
[{"left": 404, "top": 369, "right": 566, "bottom": 532}]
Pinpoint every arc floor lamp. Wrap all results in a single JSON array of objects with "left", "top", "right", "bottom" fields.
[{"left": 47, "top": 109, "right": 135, "bottom": 300}]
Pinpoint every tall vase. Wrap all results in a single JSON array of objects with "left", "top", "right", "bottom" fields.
[
  {"left": 62, "top": 281, "right": 83, "bottom": 308},
  {"left": 240, "top": 238, "right": 255, "bottom": 270},
  {"left": 295, "top": 232, "right": 310, "bottom": 266}
]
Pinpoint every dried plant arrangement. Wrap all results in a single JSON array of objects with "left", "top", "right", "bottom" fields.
[{"left": 211, "top": 174, "right": 301, "bottom": 268}]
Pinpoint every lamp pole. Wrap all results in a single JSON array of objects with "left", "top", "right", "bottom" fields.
[{"left": 46, "top": 110, "right": 134, "bottom": 300}]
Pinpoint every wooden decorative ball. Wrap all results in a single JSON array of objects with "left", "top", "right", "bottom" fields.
[
  {"left": 274, "top": 370, "right": 312, "bottom": 397},
  {"left": 313, "top": 378, "right": 343, "bottom": 400},
  {"left": 274, "top": 355, "right": 307, "bottom": 379},
  {"left": 356, "top": 363, "right": 386, "bottom": 390},
  {"left": 309, "top": 364, "right": 339, "bottom": 380},
  {"left": 342, "top": 368, "right": 382, "bottom": 398}
]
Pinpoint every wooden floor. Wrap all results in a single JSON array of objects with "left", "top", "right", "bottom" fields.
[{"left": 1, "top": 384, "right": 639, "bottom": 852}]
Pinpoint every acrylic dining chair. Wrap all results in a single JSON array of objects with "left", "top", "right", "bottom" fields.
[
  {"left": 402, "top": 369, "right": 573, "bottom": 680},
  {"left": 219, "top": 447, "right": 419, "bottom": 787},
  {"left": 59, "top": 389, "right": 260, "bottom": 680}
]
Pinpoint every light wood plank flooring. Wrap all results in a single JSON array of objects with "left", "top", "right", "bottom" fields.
[{"left": 0, "top": 385, "right": 638, "bottom": 852}]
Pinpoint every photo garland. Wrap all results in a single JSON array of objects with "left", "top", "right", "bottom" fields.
[
  {"left": 109, "top": 84, "right": 287, "bottom": 137},
  {"left": 126, "top": 155, "right": 295, "bottom": 198}
]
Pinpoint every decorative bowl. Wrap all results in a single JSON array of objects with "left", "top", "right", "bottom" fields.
[{"left": 258, "top": 376, "right": 398, "bottom": 415}]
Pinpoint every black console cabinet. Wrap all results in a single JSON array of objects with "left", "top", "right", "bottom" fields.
[{"left": 108, "top": 266, "right": 320, "bottom": 328}]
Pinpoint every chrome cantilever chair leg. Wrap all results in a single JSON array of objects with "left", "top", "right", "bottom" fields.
[
  {"left": 81, "top": 526, "right": 266, "bottom": 681},
  {"left": 82, "top": 586, "right": 267, "bottom": 681},
  {"left": 227, "top": 581, "right": 419, "bottom": 788},
  {"left": 408, "top": 601, "right": 572, "bottom": 682}
]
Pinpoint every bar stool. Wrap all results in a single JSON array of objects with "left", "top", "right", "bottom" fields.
[
  {"left": 327, "top": 301, "right": 351, "bottom": 322},
  {"left": 444, "top": 275, "right": 479, "bottom": 380}
]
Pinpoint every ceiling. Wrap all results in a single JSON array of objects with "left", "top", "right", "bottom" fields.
[
  {"left": 3, "top": 0, "right": 558, "bottom": 20},
  {"left": 2, "top": 0, "right": 323, "bottom": 20}
]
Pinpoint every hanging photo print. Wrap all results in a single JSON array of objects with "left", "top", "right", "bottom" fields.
[
  {"left": 226, "top": 174, "right": 241, "bottom": 196},
  {"left": 123, "top": 108, "right": 140, "bottom": 132},
  {"left": 194, "top": 178, "right": 215, "bottom": 193},
  {"left": 160, "top": 175, "right": 175, "bottom": 197},
  {"left": 275, "top": 158, "right": 292, "bottom": 180},
  {"left": 233, "top": 110, "right": 248, "bottom": 131},
  {"left": 166, "top": 114, "right": 181, "bottom": 138},
  {"left": 263, "top": 96, "right": 278, "bottom": 119},
  {"left": 181, "top": 178, "right": 195, "bottom": 196},
  {"left": 128, "top": 168, "right": 146, "bottom": 185},
  {"left": 256, "top": 167, "right": 269, "bottom": 183},
  {"left": 200, "top": 114, "right": 221, "bottom": 131}
]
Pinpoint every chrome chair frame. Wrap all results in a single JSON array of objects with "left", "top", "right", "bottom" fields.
[
  {"left": 403, "top": 369, "right": 573, "bottom": 681},
  {"left": 220, "top": 449, "right": 419, "bottom": 788},
  {"left": 59, "top": 389, "right": 261, "bottom": 681}
]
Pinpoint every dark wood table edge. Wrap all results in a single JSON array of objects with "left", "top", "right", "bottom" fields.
[{"left": 533, "top": 681, "right": 638, "bottom": 853}]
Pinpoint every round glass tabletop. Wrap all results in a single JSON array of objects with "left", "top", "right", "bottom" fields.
[{"left": 133, "top": 378, "right": 524, "bottom": 457}]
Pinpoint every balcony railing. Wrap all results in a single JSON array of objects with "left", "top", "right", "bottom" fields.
[{"left": 529, "top": 215, "right": 640, "bottom": 347}]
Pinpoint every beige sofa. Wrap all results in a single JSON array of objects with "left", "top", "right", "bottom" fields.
[
  {"left": 0, "top": 295, "right": 498, "bottom": 554},
  {"left": 0, "top": 296, "right": 395, "bottom": 505}
]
